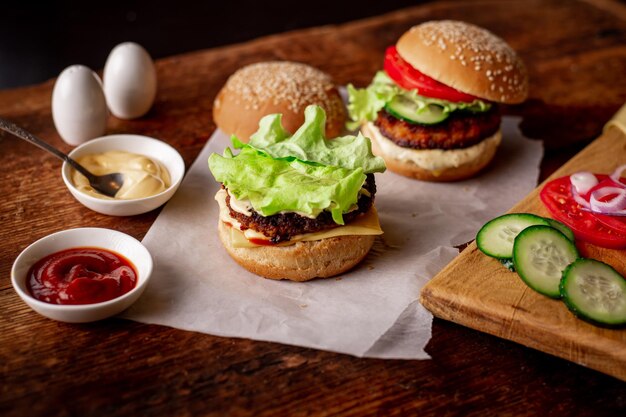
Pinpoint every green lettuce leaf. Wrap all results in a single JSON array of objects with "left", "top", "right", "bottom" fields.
[
  {"left": 208, "top": 146, "right": 365, "bottom": 225},
  {"left": 208, "top": 105, "right": 384, "bottom": 225},
  {"left": 244, "top": 105, "right": 386, "bottom": 174},
  {"left": 347, "top": 71, "right": 491, "bottom": 128}
]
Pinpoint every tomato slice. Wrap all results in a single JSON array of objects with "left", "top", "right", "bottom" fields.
[
  {"left": 383, "top": 46, "right": 480, "bottom": 103},
  {"left": 540, "top": 175, "right": 626, "bottom": 249}
]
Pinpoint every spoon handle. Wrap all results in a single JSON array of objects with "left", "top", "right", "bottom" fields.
[{"left": 0, "top": 117, "right": 94, "bottom": 180}]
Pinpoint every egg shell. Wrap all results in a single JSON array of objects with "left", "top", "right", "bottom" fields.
[
  {"left": 52, "top": 65, "right": 108, "bottom": 146},
  {"left": 103, "top": 42, "right": 157, "bottom": 119}
]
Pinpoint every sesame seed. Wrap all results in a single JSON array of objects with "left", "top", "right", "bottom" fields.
[
  {"left": 223, "top": 61, "right": 342, "bottom": 121},
  {"left": 413, "top": 20, "right": 527, "bottom": 100}
]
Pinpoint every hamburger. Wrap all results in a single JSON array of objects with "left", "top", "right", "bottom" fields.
[
  {"left": 208, "top": 105, "right": 386, "bottom": 282},
  {"left": 347, "top": 20, "right": 529, "bottom": 181},
  {"left": 213, "top": 61, "right": 347, "bottom": 143}
]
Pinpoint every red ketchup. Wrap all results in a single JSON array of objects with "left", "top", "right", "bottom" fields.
[{"left": 27, "top": 247, "right": 137, "bottom": 305}]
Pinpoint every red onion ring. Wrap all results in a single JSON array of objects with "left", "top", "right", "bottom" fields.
[
  {"left": 610, "top": 164, "right": 626, "bottom": 184},
  {"left": 571, "top": 183, "right": 591, "bottom": 209},
  {"left": 570, "top": 171, "right": 597, "bottom": 194},
  {"left": 590, "top": 186, "right": 626, "bottom": 216},
  {"left": 569, "top": 167, "right": 626, "bottom": 216}
]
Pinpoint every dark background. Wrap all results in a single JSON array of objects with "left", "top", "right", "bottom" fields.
[{"left": 1, "top": 0, "right": 425, "bottom": 89}]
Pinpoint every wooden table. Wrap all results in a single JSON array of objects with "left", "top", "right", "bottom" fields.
[{"left": 2, "top": 0, "right": 626, "bottom": 415}]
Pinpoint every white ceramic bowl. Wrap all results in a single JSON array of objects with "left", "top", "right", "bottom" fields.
[
  {"left": 11, "top": 228, "right": 153, "bottom": 323},
  {"left": 62, "top": 134, "right": 185, "bottom": 216}
]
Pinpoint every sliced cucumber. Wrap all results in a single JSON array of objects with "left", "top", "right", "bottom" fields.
[
  {"left": 544, "top": 218, "right": 575, "bottom": 242},
  {"left": 476, "top": 213, "right": 550, "bottom": 259},
  {"left": 513, "top": 225, "right": 579, "bottom": 298},
  {"left": 385, "top": 96, "right": 449, "bottom": 125},
  {"left": 560, "top": 259, "right": 626, "bottom": 326}
]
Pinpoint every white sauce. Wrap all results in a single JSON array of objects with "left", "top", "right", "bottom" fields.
[
  {"left": 226, "top": 189, "right": 254, "bottom": 217},
  {"left": 215, "top": 189, "right": 270, "bottom": 240},
  {"left": 225, "top": 189, "right": 321, "bottom": 219},
  {"left": 72, "top": 150, "right": 170, "bottom": 200},
  {"left": 365, "top": 122, "right": 502, "bottom": 172}
]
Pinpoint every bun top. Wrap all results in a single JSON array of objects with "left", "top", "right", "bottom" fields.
[
  {"left": 213, "top": 61, "right": 346, "bottom": 142},
  {"left": 396, "top": 20, "right": 528, "bottom": 104}
]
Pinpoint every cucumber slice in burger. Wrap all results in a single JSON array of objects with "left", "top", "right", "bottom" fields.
[{"left": 384, "top": 96, "right": 449, "bottom": 125}]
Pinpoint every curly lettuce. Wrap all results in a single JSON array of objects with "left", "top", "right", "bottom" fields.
[
  {"left": 244, "top": 105, "right": 386, "bottom": 174},
  {"left": 208, "top": 105, "right": 385, "bottom": 225},
  {"left": 347, "top": 71, "right": 491, "bottom": 129}
]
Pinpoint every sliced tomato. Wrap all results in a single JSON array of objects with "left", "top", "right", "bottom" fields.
[
  {"left": 540, "top": 175, "right": 626, "bottom": 249},
  {"left": 383, "top": 46, "right": 480, "bottom": 103}
]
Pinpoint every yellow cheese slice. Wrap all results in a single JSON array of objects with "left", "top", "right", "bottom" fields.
[{"left": 227, "top": 207, "right": 383, "bottom": 248}]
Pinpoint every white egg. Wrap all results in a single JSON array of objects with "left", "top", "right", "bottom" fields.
[
  {"left": 103, "top": 42, "right": 157, "bottom": 119},
  {"left": 52, "top": 65, "right": 108, "bottom": 146}
]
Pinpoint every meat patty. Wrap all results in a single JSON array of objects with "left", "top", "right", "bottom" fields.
[
  {"left": 374, "top": 106, "right": 501, "bottom": 150},
  {"left": 225, "top": 174, "right": 376, "bottom": 243}
]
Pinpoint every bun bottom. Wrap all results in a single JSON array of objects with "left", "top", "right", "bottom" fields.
[
  {"left": 218, "top": 221, "right": 375, "bottom": 282},
  {"left": 363, "top": 123, "right": 500, "bottom": 182}
]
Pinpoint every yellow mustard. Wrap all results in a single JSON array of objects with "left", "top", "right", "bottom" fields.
[{"left": 72, "top": 151, "right": 171, "bottom": 200}]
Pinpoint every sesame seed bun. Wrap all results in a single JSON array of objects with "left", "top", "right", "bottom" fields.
[
  {"left": 213, "top": 61, "right": 347, "bottom": 142},
  {"left": 218, "top": 221, "right": 375, "bottom": 282},
  {"left": 396, "top": 20, "right": 528, "bottom": 104},
  {"left": 362, "top": 122, "right": 501, "bottom": 182}
]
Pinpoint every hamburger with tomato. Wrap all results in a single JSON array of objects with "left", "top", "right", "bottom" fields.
[{"left": 348, "top": 20, "right": 529, "bottom": 181}]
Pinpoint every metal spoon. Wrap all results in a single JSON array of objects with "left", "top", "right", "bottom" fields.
[{"left": 0, "top": 117, "right": 123, "bottom": 198}]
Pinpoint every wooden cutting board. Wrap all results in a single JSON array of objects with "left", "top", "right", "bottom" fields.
[{"left": 420, "top": 107, "right": 626, "bottom": 381}]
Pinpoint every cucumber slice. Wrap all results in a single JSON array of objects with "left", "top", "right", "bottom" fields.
[
  {"left": 476, "top": 213, "right": 549, "bottom": 259},
  {"left": 513, "top": 225, "right": 579, "bottom": 298},
  {"left": 385, "top": 96, "right": 449, "bottom": 125},
  {"left": 561, "top": 259, "right": 626, "bottom": 326},
  {"left": 544, "top": 218, "right": 575, "bottom": 242}
]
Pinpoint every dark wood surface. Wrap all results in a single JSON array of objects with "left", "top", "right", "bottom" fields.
[
  {"left": 0, "top": 0, "right": 423, "bottom": 89},
  {"left": 2, "top": 0, "right": 626, "bottom": 415}
]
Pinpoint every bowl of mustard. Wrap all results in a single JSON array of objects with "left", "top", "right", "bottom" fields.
[{"left": 62, "top": 134, "right": 185, "bottom": 216}]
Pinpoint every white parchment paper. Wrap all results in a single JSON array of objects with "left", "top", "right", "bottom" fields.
[{"left": 123, "top": 117, "right": 542, "bottom": 359}]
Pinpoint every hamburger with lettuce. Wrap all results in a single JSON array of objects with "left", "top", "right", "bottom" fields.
[
  {"left": 208, "top": 105, "right": 386, "bottom": 282},
  {"left": 348, "top": 20, "right": 528, "bottom": 181}
]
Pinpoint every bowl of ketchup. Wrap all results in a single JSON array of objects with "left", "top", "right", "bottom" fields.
[{"left": 11, "top": 228, "right": 153, "bottom": 323}]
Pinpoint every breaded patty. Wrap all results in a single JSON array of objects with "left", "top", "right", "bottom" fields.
[
  {"left": 225, "top": 174, "right": 376, "bottom": 243},
  {"left": 374, "top": 107, "right": 501, "bottom": 150}
]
